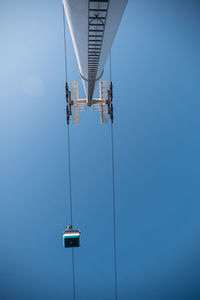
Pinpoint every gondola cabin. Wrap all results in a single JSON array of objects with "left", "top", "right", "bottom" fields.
[{"left": 63, "top": 230, "right": 81, "bottom": 248}]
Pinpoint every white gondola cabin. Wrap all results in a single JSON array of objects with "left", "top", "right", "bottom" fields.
[{"left": 63, "top": 226, "right": 81, "bottom": 248}]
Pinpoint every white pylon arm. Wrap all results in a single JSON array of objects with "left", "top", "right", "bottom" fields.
[{"left": 63, "top": 0, "right": 128, "bottom": 106}]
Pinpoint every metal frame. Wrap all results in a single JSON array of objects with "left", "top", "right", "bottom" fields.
[
  {"left": 66, "top": 79, "right": 113, "bottom": 125},
  {"left": 87, "top": 0, "right": 110, "bottom": 105},
  {"left": 65, "top": 0, "right": 114, "bottom": 125}
]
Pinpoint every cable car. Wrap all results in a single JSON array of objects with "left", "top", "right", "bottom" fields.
[{"left": 63, "top": 225, "right": 81, "bottom": 248}]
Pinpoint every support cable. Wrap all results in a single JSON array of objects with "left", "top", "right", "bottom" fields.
[
  {"left": 110, "top": 50, "right": 112, "bottom": 82},
  {"left": 63, "top": 5, "right": 68, "bottom": 82},
  {"left": 111, "top": 123, "right": 118, "bottom": 300},
  {"left": 63, "top": 5, "right": 76, "bottom": 300},
  {"left": 67, "top": 124, "right": 73, "bottom": 225},
  {"left": 110, "top": 50, "right": 118, "bottom": 300},
  {"left": 67, "top": 124, "right": 76, "bottom": 300}
]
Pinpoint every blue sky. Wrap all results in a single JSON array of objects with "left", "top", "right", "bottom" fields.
[{"left": 1, "top": 0, "right": 200, "bottom": 299}]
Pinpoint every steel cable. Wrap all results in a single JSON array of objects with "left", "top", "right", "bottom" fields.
[
  {"left": 63, "top": 5, "right": 76, "bottom": 300},
  {"left": 110, "top": 50, "right": 118, "bottom": 300},
  {"left": 63, "top": 5, "right": 68, "bottom": 82},
  {"left": 67, "top": 119, "right": 76, "bottom": 300},
  {"left": 110, "top": 50, "right": 112, "bottom": 82},
  {"left": 111, "top": 122, "right": 118, "bottom": 300}
]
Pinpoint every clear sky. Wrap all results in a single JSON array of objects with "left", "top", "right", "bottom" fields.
[{"left": 1, "top": 0, "right": 200, "bottom": 299}]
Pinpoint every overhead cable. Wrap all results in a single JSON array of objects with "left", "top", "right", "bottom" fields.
[
  {"left": 110, "top": 49, "right": 118, "bottom": 300},
  {"left": 63, "top": 5, "right": 76, "bottom": 300}
]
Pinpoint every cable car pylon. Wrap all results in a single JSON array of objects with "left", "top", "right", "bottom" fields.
[{"left": 61, "top": 1, "right": 128, "bottom": 299}]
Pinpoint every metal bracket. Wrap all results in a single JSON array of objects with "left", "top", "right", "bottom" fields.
[
  {"left": 65, "top": 82, "right": 72, "bottom": 125},
  {"left": 108, "top": 81, "right": 113, "bottom": 123},
  {"left": 65, "top": 80, "right": 113, "bottom": 124},
  {"left": 66, "top": 224, "right": 72, "bottom": 231}
]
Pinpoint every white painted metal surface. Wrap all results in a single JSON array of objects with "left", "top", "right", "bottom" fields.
[{"left": 63, "top": 0, "right": 128, "bottom": 105}]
